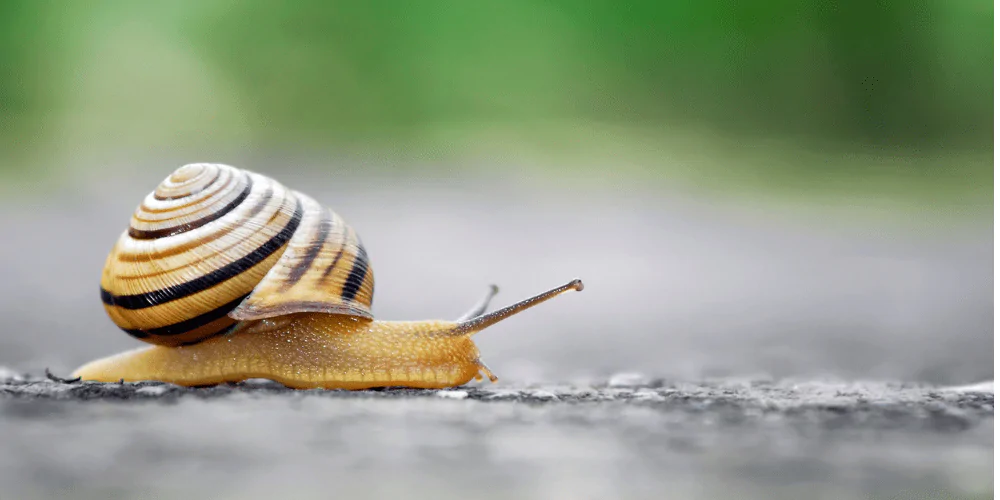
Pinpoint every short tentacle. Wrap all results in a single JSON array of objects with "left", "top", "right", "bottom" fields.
[
  {"left": 476, "top": 360, "right": 498, "bottom": 383},
  {"left": 456, "top": 284, "right": 500, "bottom": 322}
]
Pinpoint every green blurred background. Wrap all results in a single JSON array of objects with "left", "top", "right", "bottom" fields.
[
  {"left": 0, "top": 5, "right": 993, "bottom": 498},
  {"left": 0, "top": 0, "right": 992, "bottom": 215}
]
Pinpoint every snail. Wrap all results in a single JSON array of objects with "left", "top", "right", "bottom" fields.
[{"left": 71, "top": 163, "right": 583, "bottom": 389}]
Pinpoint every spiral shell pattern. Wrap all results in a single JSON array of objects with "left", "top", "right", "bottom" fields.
[{"left": 99, "top": 163, "right": 375, "bottom": 347}]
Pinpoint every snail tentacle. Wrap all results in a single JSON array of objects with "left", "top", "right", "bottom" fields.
[
  {"left": 476, "top": 360, "right": 498, "bottom": 383},
  {"left": 456, "top": 284, "right": 500, "bottom": 322},
  {"left": 450, "top": 279, "right": 585, "bottom": 336}
]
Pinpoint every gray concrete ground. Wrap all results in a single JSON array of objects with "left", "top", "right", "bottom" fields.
[{"left": 0, "top": 369, "right": 993, "bottom": 500}]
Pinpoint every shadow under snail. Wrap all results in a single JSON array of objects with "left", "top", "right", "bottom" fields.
[{"left": 71, "top": 163, "right": 583, "bottom": 389}]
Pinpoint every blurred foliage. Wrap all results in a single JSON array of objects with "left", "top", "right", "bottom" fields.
[{"left": 0, "top": 0, "right": 992, "bottom": 208}]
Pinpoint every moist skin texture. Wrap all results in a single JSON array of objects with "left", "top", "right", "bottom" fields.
[{"left": 72, "top": 313, "right": 486, "bottom": 390}]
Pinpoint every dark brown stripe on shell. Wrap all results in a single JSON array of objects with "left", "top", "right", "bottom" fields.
[
  {"left": 115, "top": 184, "right": 275, "bottom": 264},
  {"left": 280, "top": 208, "right": 333, "bottom": 292},
  {"left": 320, "top": 224, "right": 350, "bottom": 282},
  {"left": 177, "top": 321, "right": 242, "bottom": 346},
  {"left": 340, "top": 242, "right": 369, "bottom": 302},
  {"left": 122, "top": 327, "right": 150, "bottom": 339},
  {"left": 102, "top": 198, "right": 303, "bottom": 310},
  {"left": 153, "top": 167, "right": 221, "bottom": 200},
  {"left": 128, "top": 175, "right": 253, "bottom": 240},
  {"left": 138, "top": 167, "right": 236, "bottom": 215},
  {"left": 119, "top": 294, "right": 248, "bottom": 337}
]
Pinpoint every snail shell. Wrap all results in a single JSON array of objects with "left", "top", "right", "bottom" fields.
[{"left": 99, "top": 163, "right": 375, "bottom": 347}]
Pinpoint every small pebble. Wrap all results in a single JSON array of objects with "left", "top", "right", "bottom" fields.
[
  {"left": 528, "top": 389, "right": 558, "bottom": 400},
  {"left": 0, "top": 366, "right": 23, "bottom": 382},
  {"left": 608, "top": 372, "right": 654, "bottom": 388},
  {"left": 482, "top": 389, "right": 521, "bottom": 400},
  {"left": 633, "top": 389, "right": 665, "bottom": 402},
  {"left": 241, "top": 378, "right": 283, "bottom": 388},
  {"left": 941, "top": 381, "right": 994, "bottom": 394},
  {"left": 136, "top": 386, "right": 170, "bottom": 396}
]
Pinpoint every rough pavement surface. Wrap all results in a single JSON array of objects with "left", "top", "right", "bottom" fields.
[{"left": 0, "top": 369, "right": 992, "bottom": 500}]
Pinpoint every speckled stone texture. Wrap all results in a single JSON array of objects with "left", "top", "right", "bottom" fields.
[
  {"left": 0, "top": 371, "right": 993, "bottom": 431},
  {"left": 0, "top": 368, "right": 992, "bottom": 500}
]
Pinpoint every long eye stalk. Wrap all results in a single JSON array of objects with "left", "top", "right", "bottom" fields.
[{"left": 451, "top": 279, "right": 584, "bottom": 336}]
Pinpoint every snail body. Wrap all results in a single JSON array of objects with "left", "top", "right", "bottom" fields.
[{"left": 72, "top": 163, "right": 583, "bottom": 389}]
